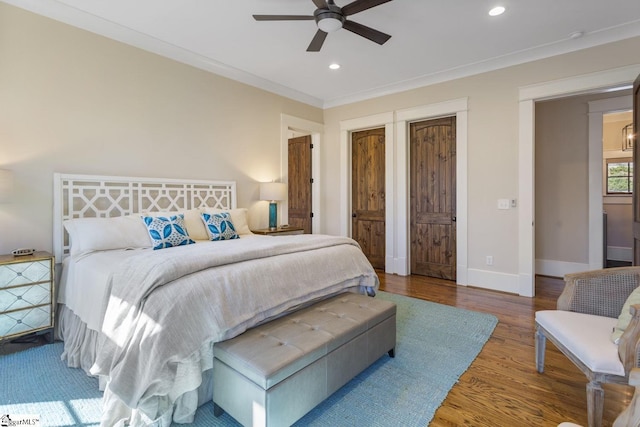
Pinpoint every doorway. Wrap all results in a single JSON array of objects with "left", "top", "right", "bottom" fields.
[
  {"left": 602, "top": 110, "right": 633, "bottom": 267},
  {"left": 409, "top": 117, "right": 457, "bottom": 280},
  {"left": 351, "top": 127, "right": 386, "bottom": 269}
]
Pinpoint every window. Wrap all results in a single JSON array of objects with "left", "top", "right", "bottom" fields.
[{"left": 606, "top": 158, "right": 633, "bottom": 194}]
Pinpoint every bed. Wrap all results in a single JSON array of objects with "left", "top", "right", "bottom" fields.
[{"left": 52, "top": 173, "right": 378, "bottom": 426}]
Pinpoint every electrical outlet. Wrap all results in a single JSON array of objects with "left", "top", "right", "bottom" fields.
[
  {"left": 497, "top": 199, "right": 510, "bottom": 210},
  {"left": 486, "top": 256, "right": 493, "bottom": 265}
]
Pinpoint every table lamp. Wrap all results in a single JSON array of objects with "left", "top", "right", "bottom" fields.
[{"left": 260, "top": 182, "right": 287, "bottom": 230}]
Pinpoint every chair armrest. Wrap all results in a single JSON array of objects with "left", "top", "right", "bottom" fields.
[
  {"left": 558, "top": 267, "right": 640, "bottom": 317},
  {"left": 618, "top": 304, "right": 640, "bottom": 376}
]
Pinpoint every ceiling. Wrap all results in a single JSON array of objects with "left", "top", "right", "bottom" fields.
[{"left": 6, "top": 0, "right": 640, "bottom": 108}]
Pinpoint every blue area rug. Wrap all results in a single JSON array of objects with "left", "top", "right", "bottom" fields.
[{"left": 0, "top": 292, "right": 498, "bottom": 426}]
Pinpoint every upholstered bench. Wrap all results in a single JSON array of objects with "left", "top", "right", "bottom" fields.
[{"left": 212, "top": 292, "right": 396, "bottom": 427}]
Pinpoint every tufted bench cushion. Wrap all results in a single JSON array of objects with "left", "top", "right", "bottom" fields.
[{"left": 212, "top": 292, "right": 396, "bottom": 427}]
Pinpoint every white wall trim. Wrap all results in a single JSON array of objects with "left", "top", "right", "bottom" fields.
[
  {"left": 608, "top": 246, "right": 633, "bottom": 262},
  {"left": 518, "top": 65, "right": 640, "bottom": 296},
  {"left": 587, "top": 108, "right": 605, "bottom": 271},
  {"left": 395, "top": 98, "right": 469, "bottom": 283},
  {"left": 281, "top": 114, "right": 324, "bottom": 233},
  {"left": 467, "top": 269, "right": 520, "bottom": 294},
  {"left": 519, "top": 64, "right": 640, "bottom": 101},
  {"left": 535, "top": 259, "right": 591, "bottom": 278},
  {"left": 518, "top": 100, "right": 535, "bottom": 296}
]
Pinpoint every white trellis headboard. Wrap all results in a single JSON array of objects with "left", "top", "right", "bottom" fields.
[{"left": 53, "top": 173, "right": 237, "bottom": 262}]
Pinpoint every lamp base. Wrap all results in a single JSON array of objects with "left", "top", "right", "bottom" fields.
[{"left": 268, "top": 202, "right": 277, "bottom": 230}]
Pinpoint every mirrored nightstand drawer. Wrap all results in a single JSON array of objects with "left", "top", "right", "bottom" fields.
[
  {"left": 0, "top": 259, "right": 51, "bottom": 289},
  {"left": 0, "top": 304, "right": 51, "bottom": 339}
]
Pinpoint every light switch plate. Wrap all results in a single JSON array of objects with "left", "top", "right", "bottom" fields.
[{"left": 497, "top": 199, "right": 510, "bottom": 210}]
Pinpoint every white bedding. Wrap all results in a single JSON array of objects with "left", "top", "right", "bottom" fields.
[{"left": 56, "top": 234, "right": 378, "bottom": 426}]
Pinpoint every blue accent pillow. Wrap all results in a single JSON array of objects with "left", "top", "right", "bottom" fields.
[
  {"left": 142, "top": 214, "right": 195, "bottom": 250},
  {"left": 201, "top": 212, "right": 239, "bottom": 241}
]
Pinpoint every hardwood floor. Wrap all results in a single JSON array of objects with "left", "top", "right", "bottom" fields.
[
  {"left": 1, "top": 272, "right": 632, "bottom": 425},
  {"left": 378, "top": 272, "right": 633, "bottom": 427}
]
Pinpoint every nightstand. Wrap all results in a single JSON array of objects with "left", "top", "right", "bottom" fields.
[
  {"left": 0, "top": 251, "right": 55, "bottom": 343},
  {"left": 252, "top": 227, "right": 305, "bottom": 236}
]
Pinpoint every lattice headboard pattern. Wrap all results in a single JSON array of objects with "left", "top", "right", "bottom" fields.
[{"left": 53, "top": 173, "right": 237, "bottom": 261}]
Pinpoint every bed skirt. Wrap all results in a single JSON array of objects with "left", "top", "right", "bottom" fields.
[{"left": 56, "top": 304, "right": 214, "bottom": 426}]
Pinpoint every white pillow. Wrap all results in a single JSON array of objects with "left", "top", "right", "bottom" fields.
[
  {"left": 201, "top": 208, "right": 252, "bottom": 235},
  {"left": 63, "top": 216, "right": 151, "bottom": 257},
  {"left": 142, "top": 209, "right": 208, "bottom": 240},
  {"left": 612, "top": 286, "right": 640, "bottom": 344},
  {"left": 141, "top": 214, "right": 196, "bottom": 250}
]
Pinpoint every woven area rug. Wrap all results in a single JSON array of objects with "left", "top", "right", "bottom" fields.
[{"left": 0, "top": 291, "right": 498, "bottom": 427}]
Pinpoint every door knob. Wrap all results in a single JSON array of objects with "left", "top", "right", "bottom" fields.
[
  {"left": 452, "top": 216, "right": 457, "bottom": 222},
  {"left": 352, "top": 213, "right": 357, "bottom": 218}
]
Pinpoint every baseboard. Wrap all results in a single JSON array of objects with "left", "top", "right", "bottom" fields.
[
  {"left": 607, "top": 246, "right": 632, "bottom": 262},
  {"left": 389, "top": 256, "right": 408, "bottom": 276},
  {"left": 467, "top": 269, "right": 520, "bottom": 295},
  {"left": 535, "top": 259, "right": 591, "bottom": 278}
]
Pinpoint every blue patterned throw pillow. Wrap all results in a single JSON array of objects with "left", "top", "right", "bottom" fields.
[
  {"left": 201, "top": 212, "right": 239, "bottom": 241},
  {"left": 142, "top": 214, "right": 195, "bottom": 250}
]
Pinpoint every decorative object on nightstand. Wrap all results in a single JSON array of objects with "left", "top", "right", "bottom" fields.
[
  {"left": 260, "top": 182, "right": 287, "bottom": 231},
  {"left": 251, "top": 226, "right": 304, "bottom": 236},
  {"left": 0, "top": 251, "right": 55, "bottom": 343}
]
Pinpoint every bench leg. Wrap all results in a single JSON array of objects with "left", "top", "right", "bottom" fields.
[
  {"left": 213, "top": 403, "right": 224, "bottom": 417},
  {"left": 388, "top": 348, "right": 395, "bottom": 358},
  {"left": 535, "top": 326, "right": 546, "bottom": 374},
  {"left": 587, "top": 381, "right": 604, "bottom": 427}
]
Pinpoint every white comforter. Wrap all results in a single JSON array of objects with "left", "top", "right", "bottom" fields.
[{"left": 62, "top": 234, "right": 377, "bottom": 426}]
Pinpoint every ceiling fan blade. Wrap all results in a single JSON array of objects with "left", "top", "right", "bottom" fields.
[
  {"left": 343, "top": 20, "right": 391, "bottom": 45},
  {"left": 253, "top": 15, "right": 315, "bottom": 21},
  {"left": 307, "top": 29, "right": 328, "bottom": 52},
  {"left": 341, "top": 0, "right": 392, "bottom": 16},
  {"left": 312, "top": 0, "right": 329, "bottom": 9}
]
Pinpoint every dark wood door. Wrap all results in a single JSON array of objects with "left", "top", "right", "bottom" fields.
[
  {"left": 410, "top": 117, "right": 456, "bottom": 280},
  {"left": 288, "top": 135, "right": 312, "bottom": 234},
  {"left": 351, "top": 128, "right": 385, "bottom": 269},
  {"left": 633, "top": 74, "right": 640, "bottom": 264}
]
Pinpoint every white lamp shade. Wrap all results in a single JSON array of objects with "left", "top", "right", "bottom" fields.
[
  {"left": 0, "top": 169, "right": 13, "bottom": 203},
  {"left": 260, "top": 182, "right": 287, "bottom": 201}
]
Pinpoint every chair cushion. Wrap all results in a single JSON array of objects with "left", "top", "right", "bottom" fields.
[{"left": 536, "top": 310, "right": 623, "bottom": 376}]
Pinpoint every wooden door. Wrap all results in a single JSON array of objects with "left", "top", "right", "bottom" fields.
[
  {"left": 633, "top": 74, "right": 640, "bottom": 264},
  {"left": 410, "top": 117, "right": 456, "bottom": 280},
  {"left": 288, "top": 135, "right": 312, "bottom": 234},
  {"left": 352, "top": 128, "right": 385, "bottom": 269}
]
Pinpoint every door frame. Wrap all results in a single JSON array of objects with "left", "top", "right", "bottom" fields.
[
  {"left": 281, "top": 114, "right": 323, "bottom": 233},
  {"left": 518, "top": 64, "right": 640, "bottom": 297},
  {"left": 338, "top": 98, "right": 469, "bottom": 281},
  {"left": 340, "top": 112, "right": 394, "bottom": 273},
  {"left": 397, "top": 99, "right": 468, "bottom": 282}
]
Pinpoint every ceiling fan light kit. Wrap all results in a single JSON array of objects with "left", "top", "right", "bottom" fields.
[
  {"left": 316, "top": 12, "right": 344, "bottom": 33},
  {"left": 253, "top": 0, "right": 392, "bottom": 52}
]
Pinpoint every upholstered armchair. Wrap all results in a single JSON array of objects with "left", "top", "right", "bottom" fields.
[{"left": 536, "top": 266, "right": 640, "bottom": 427}]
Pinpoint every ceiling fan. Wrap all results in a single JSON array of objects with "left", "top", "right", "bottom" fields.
[{"left": 253, "top": 0, "right": 392, "bottom": 52}]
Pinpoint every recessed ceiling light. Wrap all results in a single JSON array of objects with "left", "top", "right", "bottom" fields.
[
  {"left": 329, "top": 63, "right": 340, "bottom": 70},
  {"left": 569, "top": 31, "right": 584, "bottom": 39},
  {"left": 489, "top": 6, "right": 505, "bottom": 16}
]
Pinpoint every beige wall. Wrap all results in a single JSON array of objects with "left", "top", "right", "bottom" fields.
[
  {"left": 323, "top": 38, "right": 640, "bottom": 288},
  {"left": 2, "top": 2, "right": 640, "bottom": 290},
  {"left": 0, "top": 3, "right": 322, "bottom": 254}
]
